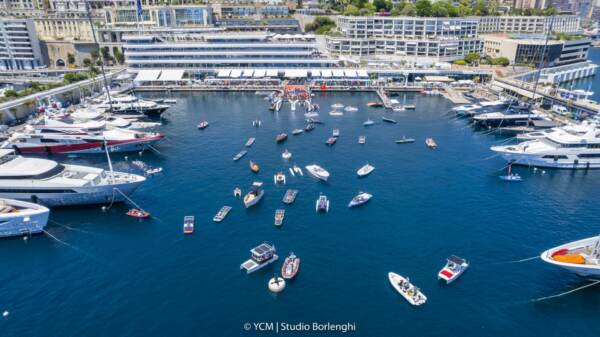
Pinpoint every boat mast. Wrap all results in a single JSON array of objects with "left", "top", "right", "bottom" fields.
[
  {"left": 85, "top": 1, "right": 113, "bottom": 114},
  {"left": 103, "top": 138, "right": 115, "bottom": 182},
  {"left": 528, "top": 16, "right": 555, "bottom": 122}
]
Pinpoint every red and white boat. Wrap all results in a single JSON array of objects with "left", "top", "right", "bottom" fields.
[
  {"left": 3, "top": 128, "right": 164, "bottom": 154},
  {"left": 437, "top": 255, "right": 469, "bottom": 284},
  {"left": 281, "top": 252, "right": 300, "bottom": 279}
]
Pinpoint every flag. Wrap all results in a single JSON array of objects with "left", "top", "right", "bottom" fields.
[{"left": 136, "top": 0, "right": 143, "bottom": 18}]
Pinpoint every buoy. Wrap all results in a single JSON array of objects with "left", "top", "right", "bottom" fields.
[
  {"left": 101, "top": 206, "right": 107, "bottom": 212},
  {"left": 268, "top": 276, "right": 286, "bottom": 293},
  {"left": 124, "top": 156, "right": 128, "bottom": 161},
  {"left": 138, "top": 151, "right": 143, "bottom": 156},
  {"left": 23, "top": 236, "right": 28, "bottom": 241},
  {"left": 542, "top": 170, "right": 546, "bottom": 174},
  {"left": 3, "top": 310, "right": 9, "bottom": 318}
]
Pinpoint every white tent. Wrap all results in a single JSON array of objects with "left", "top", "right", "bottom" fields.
[
  {"left": 357, "top": 69, "right": 369, "bottom": 78},
  {"left": 332, "top": 69, "right": 345, "bottom": 77},
  {"left": 134, "top": 70, "right": 161, "bottom": 82},
  {"left": 253, "top": 69, "right": 266, "bottom": 78},
  {"left": 284, "top": 69, "right": 307, "bottom": 78},
  {"left": 230, "top": 69, "right": 242, "bottom": 78},
  {"left": 217, "top": 69, "right": 231, "bottom": 78},
  {"left": 266, "top": 69, "right": 279, "bottom": 77},
  {"left": 311, "top": 69, "right": 321, "bottom": 77},
  {"left": 158, "top": 69, "right": 185, "bottom": 81},
  {"left": 321, "top": 69, "right": 332, "bottom": 78},
  {"left": 242, "top": 69, "right": 254, "bottom": 77},
  {"left": 344, "top": 69, "right": 358, "bottom": 78}
]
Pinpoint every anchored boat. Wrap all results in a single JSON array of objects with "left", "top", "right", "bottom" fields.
[
  {"left": 358, "top": 136, "right": 366, "bottom": 144},
  {"left": 438, "top": 255, "right": 469, "bottom": 284},
  {"left": 499, "top": 164, "right": 522, "bottom": 182},
  {"left": 274, "top": 209, "right": 285, "bottom": 227},
  {"left": 0, "top": 198, "right": 49, "bottom": 238},
  {"left": 243, "top": 182, "right": 264, "bottom": 208},
  {"left": 357, "top": 163, "right": 375, "bottom": 177},
  {"left": 281, "top": 252, "right": 300, "bottom": 280},
  {"left": 363, "top": 118, "right": 375, "bottom": 126},
  {"left": 395, "top": 137, "right": 415, "bottom": 144},
  {"left": 382, "top": 117, "right": 397, "bottom": 124},
  {"left": 276, "top": 133, "right": 288, "bottom": 143},
  {"left": 282, "top": 149, "right": 292, "bottom": 160},
  {"left": 388, "top": 272, "right": 427, "bottom": 306},
  {"left": 326, "top": 137, "right": 337, "bottom": 146},
  {"left": 305, "top": 164, "right": 330, "bottom": 181},
  {"left": 240, "top": 242, "right": 278, "bottom": 274},
  {"left": 425, "top": 138, "right": 437, "bottom": 149},
  {"left": 233, "top": 150, "right": 248, "bottom": 161},
  {"left": 249, "top": 161, "right": 260, "bottom": 173},
  {"left": 348, "top": 192, "right": 372, "bottom": 208},
  {"left": 245, "top": 137, "right": 255, "bottom": 147},
  {"left": 540, "top": 234, "right": 600, "bottom": 277},
  {"left": 213, "top": 206, "right": 232, "bottom": 223},
  {"left": 282, "top": 189, "right": 298, "bottom": 204},
  {"left": 315, "top": 194, "right": 330, "bottom": 212},
  {"left": 183, "top": 216, "right": 194, "bottom": 234},
  {"left": 197, "top": 121, "right": 209, "bottom": 129},
  {"left": 274, "top": 172, "right": 286, "bottom": 184}
]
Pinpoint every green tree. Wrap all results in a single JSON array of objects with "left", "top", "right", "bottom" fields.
[
  {"left": 3, "top": 89, "right": 18, "bottom": 98},
  {"left": 90, "top": 49, "right": 99, "bottom": 60},
  {"left": 491, "top": 57, "right": 510, "bottom": 66},
  {"left": 83, "top": 58, "right": 91, "bottom": 67},
  {"left": 473, "top": 0, "right": 488, "bottom": 16},
  {"left": 415, "top": 0, "right": 432, "bottom": 17},
  {"left": 400, "top": 2, "right": 417, "bottom": 16},
  {"left": 373, "top": 0, "right": 392, "bottom": 12},
  {"left": 343, "top": 4, "right": 360, "bottom": 15},
  {"left": 67, "top": 53, "right": 75, "bottom": 65},
  {"left": 464, "top": 52, "right": 481, "bottom": 65},
  {"left": 544, "top": 6, "right": 558, "bottom": 15}
]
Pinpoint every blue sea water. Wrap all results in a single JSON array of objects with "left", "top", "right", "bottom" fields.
[{"left": 2, "top": 73, "right": 600, "bottom": 336}]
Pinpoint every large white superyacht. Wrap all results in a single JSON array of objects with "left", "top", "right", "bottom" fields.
[
  {"left": 0, "top": 198, "right": 49, "bottom": 237},
  {"left": 0, "top": 149, "right": 145, "bottom": 206},
  {"left": 491, "top": 123, "right": 600, "bottom": 169},
  {"left": 541, "top": 235, "right": 600, "bottom": 277}
]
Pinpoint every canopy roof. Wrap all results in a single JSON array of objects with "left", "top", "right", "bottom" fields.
[
  {"left": 134, "top": 70, "right": 161, "bottom": 82},
  {"left": 157, "top": 69, "right": 184, "bottom": 81}
]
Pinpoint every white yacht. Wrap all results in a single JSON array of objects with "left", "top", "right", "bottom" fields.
[
  {"left": 516, "top": 123, "right": 593, "bottom": 141},
  {"left": 540, "top": 235, "right": 600, "bottom": 277},
  {"left": 98, "top": 94, "right": 169, "bottom": 116},
  {"left": 0, "top": 149, "right": 145, "bottom": 206},
  {"left": 305, "top": 164, "right": 330, "bottom": 181},
  {"left": 491, "top": 124, "right": 600, "bottom": 169},
  {"left": 0, "top": 198, "right": 49, "bottom": 237}
]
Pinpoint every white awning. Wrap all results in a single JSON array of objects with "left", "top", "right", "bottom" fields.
[
  {"left": 134, "top": 70, "right": 161, "bottom": 82},
  {"left": 253, "top": 69, "right": 266, "bottom": 78},
  {"left": 321, "top": 69, "right": 332, "bottom": 78},
  {"left": 230, "top": 69, "right": 242, "bottom": 78},
  {"left": 242, "top": 69, "right": 254, "bottom": 77},
  {"left": 284, "top": 69, "right": 307, "bottom": 78},
  {"left": 344, "top": 69, "right": 358, "bottom": 78},
  {"left": 311, "top": 69, "right": 321, "bottom": 77},
  {"left": 158, "top": 69, "right": 185, "bottom": 81},
  {"left": 217, "top": 69, "right": 231, "bottom": 78},
  {"left": 266, "top": 69, "right": 279, "bottom": 77},
  {"left": 357, "top": 69, "right": 369, "bottom": 78},
  {"left": 332, "top": 69, "right": 345, "bottom": 77}
]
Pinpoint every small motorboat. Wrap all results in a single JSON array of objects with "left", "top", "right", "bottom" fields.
[
  {"left": 274, "top": 172, "right": 286, "bottom": 184},
  {"left": 396, "top": 137, "right": 415, "bottom": 144},
  {"left": 292, "top": 128, "right": 304, "bottom": 135},
  {"left": 276, "top": 133, "right": 288, "bottom": 143},
  {"left": 404, "top": 104, "right": 416, "bottom": 110},
  {"left": 326, "top": 137, "right": 337, "bottom": 146},
  {"left": 281, "top": 252, "right": 300, "bottom": 279},
  {"left": 213, "top": 206, "right": 232, "bottom": 223},
  {"left": 358, "top": 135, "right": 366, "bottom": 144},
  {"left": 164, "top": 98, "right": 177, "bottom": 104},
  {"left": 282, "top": 149, "right": 292, "bottom": 160},
  {"left": 344, "top": 106, "right": 358, "bottom": 112},
  {"left": 382, "top": 117, "right": 397, "bottom": 124},
  {"left": 183, "top": 215, "right": 194, "bottom": 234},
  {"left": 293, "top": 165, "right": 303, "bottom": 176},
  {"left": 499, "top": 164, "right": 522, "bottom": 182},
  {"left": 438, "top": 255, "right": 469, "bottom": 284},
  {"left": 249, "top": 161, "right": 260, "bottom": 173},
  {"left": 126, "top": 208, "right": 150, "bottom": 219},
  {"left": 253, "top": 120, "right": 262, "bottom": 127},
  {"left": 357, "top": 163, "right": 375, "bottom": 177},
  {"left": 388, "top": 272, "right": 427, "bottom": 306},
  {"left": 393, "top": 106, "right": 406, "bottom": 112},
  {"left": 274, "top": 209, "right": 285, "bottom": 227},
  {"left": 332, "top": 129, "right": 340, "bottom": 137},
  {"left": 243, "top": 182, "right": 264, "bottom": 208},
  {"left": 329, "top": 110, "right": 344, "bottom": 116},
  {"left": 197, "top": 120, "right": 209, "bottom": 129},
  {"left": 315, "top": 194, "right": 330, "bottom": 212},
  {"left": 233, "top": 187, "right": 242, "bottom": 198},
  {"left": 282, "top": 189, "right": 298, "bottom": 204},
  {"left": 233, "top": 150, "right": 248, "bottom": 161},
  {"left": 363, "top": 118, "right": 375, "bottom": 126},
  {"left": 348, "top": 191, "right": 372, "bottom": 208},
  {"left": 305, "top": 164, "right": 329, "bottom": 181},
  {"left": 331, "top": 103, "right": 344, "bottom": 109},
  {"left": 304, "top": 112, "right": 319, "bottom": 118},
  {"left": 367, "top": 102, "right": 384, "bottom": 107},
  {"left": 245, "top": 137, "right": 256, "bottom": 147},
  {"left": 425, "top": 138, "right": 437, "bottom": 149},
  {"left": 305, "top": 123, "right": 316, "bottom": 132}
]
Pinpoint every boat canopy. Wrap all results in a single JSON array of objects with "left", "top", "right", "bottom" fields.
[
  {"left": 448, "top": 255, "right": 466, "bottom": 264},
  {"left": 230, "top": 69, "right": 242, "bottom": 78},
  {"left": 134, "top": 70, "right": 161, "bottom": 82},
  {"left": 423, "top": 75, "right": 453, "bottom": 82},
  {"left": 332, "top": 69, "right": 345, "bottom": 77},
  {"left": 251, "top": 243, "right": 274, "bottom": 258}
]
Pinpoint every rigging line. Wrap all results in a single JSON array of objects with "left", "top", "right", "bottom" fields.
[
  {"left": 113, "top": 187, "right": 145, "bottom": 211},
  {"left": 147, "top": 144, "right": 162, "bottom": 155},
  {"left": 42, "top": 230, "right": 106, "bottom": 266},
  {"left": 492, "top": 256, "right": 539, "bottom": 265},
  {"left": 530, "top": 280, "right": 600, "bottom": 303}
]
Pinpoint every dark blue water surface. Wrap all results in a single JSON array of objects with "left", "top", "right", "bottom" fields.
[{"left": 2, "top": 84, "right": 600, "bottom": 336}]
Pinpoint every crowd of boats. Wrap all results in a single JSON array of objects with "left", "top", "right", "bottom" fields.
[{"left": 0, "top": 91, "right": 171, "bottom": 237}]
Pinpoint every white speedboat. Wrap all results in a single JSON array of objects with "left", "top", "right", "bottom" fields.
[
  {"left": 331, "top": 103, "right": 344, "bottom": 109},
  {"left": 358, "top": 136, "right": 366, "bottom": 144},
  {"left": 357, "top": 163, "right": 375, "bottom": 177},
  {"left": 240, "top": 242, "right": 278, "bottom": 274},
  {"left": 329, "top": 111, "right": 344, "bottom": 116},
  {"left": 304, "top": 112, "right": 319, "bottom": 118},
  {"left": 332, "top": 129, "right": 340, "bottom": 137},
  {"left": 388, "top": 272, "right": 427, "bottom": 306},
  {"left": 344, "top": 106, "right": 358, "bottom": 112},
  {"left": 0, "top": 149, "right": 145, "bottom": 206},
  {"left": 282, "top": 149, "right": 292, "bottom": 160},
  {"left": 305, "top": 164, "right": 329, "bottom": 181},
  {"left": 363, "top": 118, "right": 375, "bottom": 126},
  {"left": 491, "top": 124, "right": 600, "bottom": 169},
  {"left": 0, "top": 198, "right": 49, "bottom": 237},
  {"left": 348, "top": 192, "right": 372, "bottom": 208},
  {"left": 541, "top": 235, "right": 600, "bottom": 277},
  {"left": 243, "top": 182, "right": 264, "bottom": 208},
  {"left": 438, "top": 255, "right": 469, "bottom": 284}
]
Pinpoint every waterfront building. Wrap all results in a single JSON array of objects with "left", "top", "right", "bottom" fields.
[
  {"left": 123, "top": 33, "right": 337, "bottom": 71},
  {"left": 482, "top": 34, "right": 591, "bottom": 66},
  {"left": 0, "top": 18, "right": 44, "bottom": 70},
  {"left": 478, "top": 15, "right": 581, "bottom": 34}
]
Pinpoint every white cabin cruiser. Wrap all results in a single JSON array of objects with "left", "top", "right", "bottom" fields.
[
  {"left": 491, "top": 124, "right": 600, "bottom": 169},
  {"left": 0, "top": 149, "right": 145, "bottom": 206},
  {"left": 0, "top": 198, "right": 49, "bottom": 237},
  {"left": 540, "top": 234, "right": 600, "bottom": 277},
  {"left": 305, "top": 164, "right": 330, "bottom": 181},
  {"left": 357, "top": 163, "right": 374, "bottom": 177},
  {"left": 438, "top": 255, "right": 469, "bottom": 284}
]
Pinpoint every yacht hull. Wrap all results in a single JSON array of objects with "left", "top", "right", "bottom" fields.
[
  {"left": 0, "top": 199, "right": 49, "bottom": 237},
  {"left": 0, "top": 179, "right": 145, "bottom": 207},
  {"left": 10, "top": 135, "right": 164, "bottom": 155},
  {"left": 497, "top": 152, "right": 600, "bottom": 169},
  {"left": 541, "top": 236, "right": 600, "bottom": 277}
]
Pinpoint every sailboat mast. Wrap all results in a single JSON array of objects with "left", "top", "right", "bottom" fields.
[
  {"left": 85, "top": 1, "right": 113, "bottom": 114},
  {"left": 103, "top": 138, "right": 115, "bottom": 183},
  {"left": 529, "top": 16, "right": 555, "bottom": 120}
]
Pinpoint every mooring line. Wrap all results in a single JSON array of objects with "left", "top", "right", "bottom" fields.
[
  {"left": 531, "top": 280, "right": 600, "bottom": 302},
  {"left": 42, "top": 230, "right": 106, "bottom": 265},
  {"left": 49, "top": 219, "right": 96, "bottom": 235},
  {"left": 492, "top": 256, "right": 539, "bottom": 265}
]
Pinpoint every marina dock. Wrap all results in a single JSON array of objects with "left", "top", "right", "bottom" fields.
[{"left": 442, "top": 87, "right": 471, "bottom": 104}]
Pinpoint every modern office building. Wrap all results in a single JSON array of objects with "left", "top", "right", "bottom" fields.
[
  {"left": 326, "top": 16, "right": 482, "bottom": 62},
  {"left": 123, "top": 33, "right": 338, "bottom": 71},
  {"left": 478, "top": 15, "right": 581, "bottom": 34},
  {"left": 0, "top": 19, "right": 44, "bottom": 70},
  {"left": 482, "top": 34, "right": 591, "bottom": 66}
]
